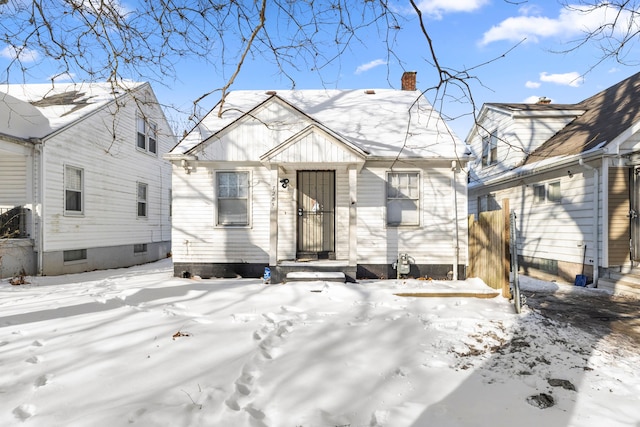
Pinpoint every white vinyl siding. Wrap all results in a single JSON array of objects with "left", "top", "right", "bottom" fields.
[
  {"left": 470, "top": 170, "right": 599, "bottom": 267},
  {"left": 469, "top": 108, "right": 579, "bottom": 183},
  {"left": 193, "top": 101, "right": 314, "bottom": 162},
  {"left": 0, "top": 154, "right": 28, "bottom": 206},
  {"left": 358, "top": 163, "right": 467, "bottom": 265},
  {"left": 171, "top": 163, "right": 270, "bottom": 264},
  {"left": 41, "top": 86, "right": 173, "bottom": 253}
]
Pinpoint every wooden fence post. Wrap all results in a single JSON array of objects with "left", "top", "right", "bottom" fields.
[{"left": 502, "top": 199, "right": 510, "bottom": 298}]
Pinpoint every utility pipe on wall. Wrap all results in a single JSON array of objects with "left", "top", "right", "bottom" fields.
[
  {"left": 451, "top": 160, "right": 459, "bottom": 280},
  {"left": 579, "top": 158, "right": 599, "bottom": 286}
]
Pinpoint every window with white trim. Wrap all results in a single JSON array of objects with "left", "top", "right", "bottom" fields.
[
  {"left": 548, "top": 181, "right": 561, "bottom": 203},
  {"left": 65, "top": 165, "right": 83, "bottom": 214},
  {"left": 386, "top": 172, "right": 420, "bottom": 226},
  {"left": 481, "top": 130, "right": 498, "bottom": 167},
  {"left": 136, "top": 115, "right": 157, "bottom": 154},
  {"left": 137, "top": 182, "right": 148, "bottom": 217},
  {"left": 217, "top": 171, "right": 249, "bottom": 226},
  {"left": 533, "top": 181, "right": 561, "bottom": 204}
]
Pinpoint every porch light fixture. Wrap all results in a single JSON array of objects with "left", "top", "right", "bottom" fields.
[
  {"left": 181, "top": 159, "right": 193, "bottom": 174},
  {"left": 280, "top": 178, "right": 289, "bottom": 188},
  {"left": 567, "top": 170, "right": 573, "bottom": 178}
]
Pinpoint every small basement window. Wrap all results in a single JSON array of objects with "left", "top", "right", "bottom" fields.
[
  {"left": 64, "top": 249, "right": 87, "bottom": 262},
  {"left": 134, "top": 243, "right": 147, "bottom": 254}
]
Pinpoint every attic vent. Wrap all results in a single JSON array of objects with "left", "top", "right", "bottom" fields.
[
  {"left": 364, "top": 89, "right": 376, "bottom": 95},
  {"left": 265, "top": 90, "right": 277, "bottom": 95}
]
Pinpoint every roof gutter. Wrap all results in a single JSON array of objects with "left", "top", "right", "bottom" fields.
[{"left": 469, "top": 147, "right": 607, "bottom": 191}]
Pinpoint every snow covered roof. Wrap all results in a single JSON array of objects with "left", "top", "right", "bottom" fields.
[
  {"left": 0, "top": 81, "right": 145, "bottom": 139},
  {"left": 172, "top": 89, "right": 469, "bottom": 160}
]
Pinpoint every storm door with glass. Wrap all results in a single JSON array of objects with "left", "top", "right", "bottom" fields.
[{"left": 296, "top": 171, "right": 335, "bottom": 260}]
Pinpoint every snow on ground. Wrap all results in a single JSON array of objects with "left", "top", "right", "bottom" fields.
[{"left": 1, "top": 259, "right": 638, "bottom": 426}]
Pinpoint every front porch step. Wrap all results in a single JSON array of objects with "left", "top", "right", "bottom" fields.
[
  {"left": 285, "top": 271, "right": 346, "bottom": 283},
  {"left": 270, "top": 262, "right": 356, "bottom": 283},
  {"left": 598, "top": 271, "right": 640, "bottom": 298}
]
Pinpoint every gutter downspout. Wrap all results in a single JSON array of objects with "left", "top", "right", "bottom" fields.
[
  {"left": 31, "top": 138, "right": 44, "bottom": 276},
  {"left": 451, "top": 161, "right": 459, "bottom": 280},
  {"left": 579, "top": 159, "right": 599, "bottom": 286}
]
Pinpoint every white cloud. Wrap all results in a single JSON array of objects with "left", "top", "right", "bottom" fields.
[
  {"left": 416, "top": 0, "right": 490, "bottom": 18},
  {"left": 354, "top": 59, "right": 387, "bottom": 75},
  {"left": 540, "top": 71, "right": 583, "bottom": 87},
  {"left": 0, "top": 45, "right": 39, "bottom": 62},
  {"left": 523, "top": 95, "right": 545, "bottom": 103},
  {"left": 480, "top": 3, "right": 639, "bottom": 46},
  {"left": 50, "top": 72, "right": 77, "bottom": 82},
  {"left": 72, "top": 0, "right": 131, "bottom": 16},
  {"left": 525, "top": 81, "right": 541, "bottom": 89}
]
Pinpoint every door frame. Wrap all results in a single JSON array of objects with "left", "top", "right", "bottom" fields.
[{"left": 296, "top": 170, "right": 336, "bottom": 260}]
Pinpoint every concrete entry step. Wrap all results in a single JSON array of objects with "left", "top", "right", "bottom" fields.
[{"left": 285, "top": 271, "right": 346, "bottom": 283}]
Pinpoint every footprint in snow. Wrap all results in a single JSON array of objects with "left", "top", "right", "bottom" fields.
[
  {"left": 26, "top": 355, "right": 42, "bottom": 364},
  {"left": 280, "top": 305, "right": 304, "bottom": 313},
  {"left": 34, "top": 374, "right": 53, "bottom": 388},
  {"left": 13, "top": 404, "right": 36, "bottom": 420}
]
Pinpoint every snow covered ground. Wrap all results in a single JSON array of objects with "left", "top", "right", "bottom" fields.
[{"left": 1, "top": 259, "right": 638, "bottom": 427}]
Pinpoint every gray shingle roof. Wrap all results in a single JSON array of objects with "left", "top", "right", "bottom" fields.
[{"left": 521, "top": 71, "right": 640, "bottom": 164}]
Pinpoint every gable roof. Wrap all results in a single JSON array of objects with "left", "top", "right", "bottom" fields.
[
  {"left": 260, "top": 124, "right": 367, "bottom": 164},
  {"left": 0, "top": 81, "right": 146, "bottom": 140},
  {"left": 517, "top": 71, "right": 640, "bottom": 165},
  {"left": 171, "top": 89, "right": 467, "bottom": 160}
]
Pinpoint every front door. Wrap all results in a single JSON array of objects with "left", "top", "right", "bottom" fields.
[{"left": 297, "top": 171, "right": 335, "bottom": 260}]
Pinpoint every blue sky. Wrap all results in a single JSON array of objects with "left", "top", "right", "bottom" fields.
[{"left": 3, "top": 1, "right": 640, "bottom": 139}]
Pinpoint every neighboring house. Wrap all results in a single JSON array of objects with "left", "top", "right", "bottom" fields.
[
  {"left": 165, "top": 72, "right": 470, "bottom": 283},
  {"left": 0, "top": 82, "right": 173, "bottom": 278},
  {"left": 467, "top": 71, "right": 640, "bottom": 296}
]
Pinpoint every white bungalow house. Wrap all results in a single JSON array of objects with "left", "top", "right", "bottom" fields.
[
  {"left": 0, "top": 82, "right": 173, "bottom": 278},
  {"left": 467, "top": 71, "right": 640, "bottom": 296},
  {"left": 165, "top": 72, "right": 470, "bottom": 283}
]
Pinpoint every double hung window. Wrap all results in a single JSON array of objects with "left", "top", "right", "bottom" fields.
[
  {"left": 137, "top": 183, "right": 148, "bottom": 217},
  {"left": 481, "top": 130, "right": 498, "bottom": 167},
  {"left": 65, "top": 165, "right": 83, "bottom": 214},
  {"left": 217, "top": 171, "right": 249, "bottom": 226},
  {"left": 137, "top": 115, "right": 157, "bottom": 154},
  {"left": 386, "top": 172, "right": 420, "bottom": 226}
]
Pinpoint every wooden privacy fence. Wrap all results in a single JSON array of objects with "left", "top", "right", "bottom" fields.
[{"left": 468, "top": 200, "right": 510, "bottom": 297}]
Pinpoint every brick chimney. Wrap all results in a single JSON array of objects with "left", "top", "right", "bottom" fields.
[
  {"left": 401, "top": 71, "right": 417, "bottom": 91},
  {"left": 537, "top": 96, "right": 551, "bottom": 104}
]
